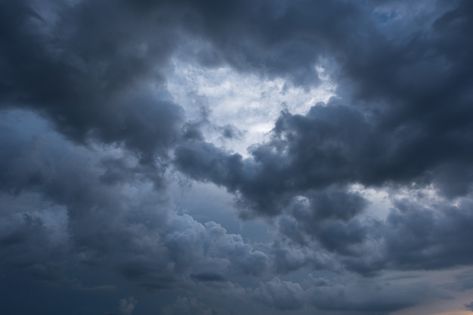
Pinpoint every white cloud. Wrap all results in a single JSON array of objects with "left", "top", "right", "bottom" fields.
[{"left": 167, "top": 59, "right": 335, "bottom": 156}]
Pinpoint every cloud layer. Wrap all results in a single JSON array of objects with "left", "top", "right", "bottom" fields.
[{"left": 1, "top": 0, "right": 473, "bottom": 314}]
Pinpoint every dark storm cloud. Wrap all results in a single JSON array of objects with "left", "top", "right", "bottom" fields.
[
  {"left": 173, "top": 103, "right": 375, "bottom": 217},
  {"left": 173, "top": 1, "right": 473, "bottom": 277},
  {"left": 191, "top": 272, "right": 226, "bottom": 283},
  {"left": 2, "top": 0, "right": 473, "bottom": 314},
  {"left": 0, "top": 110, "right": 268, "bottom": 295},
  {"left": 253, "top": 278, "right": 306, "bottom": 311},
  {"left": 4, "top": 0, "right": 471, "bottom": 196},
  {"left": 270, "top": 192, "right": 473, "bottom": 276},
  {"left": 309, "top": 281, "right": 420, "bottom": 314},
  {"left": 175, "top": 91, "right": 473, "bottom": 216},
  {"left": 381, "top": 197, "right": 473, "bottom": 270},
  {"left": 252, "top": 275, "right": 426, "bottom": 314},
  {"left": 177, "top": 0, "right": 366, "bottom": 86},
  {"left": 0, "top": 0, "right": 361, "bottom": 159},
  {"left": 268, "top": 186, "right": 369, "bottom": 259},
  {"left": 176, "top": 97, "right": 473, "bottom": 272},
  {"left": 0, "top": 0, "right": 183, "bottom": 169}
]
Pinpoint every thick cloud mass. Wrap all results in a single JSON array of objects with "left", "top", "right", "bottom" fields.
[
  {"left": 1, "top": 0, "right": 473, "bottom": 314},
  {"left": 0, "top": 0, "right": 183, "bottom": 166},
  {"left": 0, "top": 110, "right": 271, "bottom": 314}
]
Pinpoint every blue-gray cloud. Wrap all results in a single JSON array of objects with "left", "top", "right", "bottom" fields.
[{"left": 1, "top": 0, "right": 473, "bottom": 314}]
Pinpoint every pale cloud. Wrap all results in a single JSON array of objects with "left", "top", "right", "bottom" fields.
[{"left": 167, "top": 58, "right": 335, "bottom": 155}]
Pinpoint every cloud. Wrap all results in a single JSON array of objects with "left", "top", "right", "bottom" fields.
[
  {"left": 173, "top": 0, "right": 473, "bottom": 224},
  {"left": 0, "top": 109, "right": 268, "bottom": 293},
  {"left": 119, "top": 297, "right": 137, "bottom": 315},
  {"left": 190, "top": 273, "right": 226, "bottom": 283},
  {"left": 272, "top": 189, "right": 473, "bottom": 275},
  {"left": 1, "top": 0, "right": 473, "bottom": 314},
  {"left": 309, "top": 277, "right": 422, "bottom": 314},
  {"left": 0, "top": 0, "right": 183, "bottom": 171},
  {"left": 162, "top": 296, "right": 217, "bottom": 315},
  {"left": 466, "top": 301, "right": 473, "bottom": 311},
  {"left": 253, "top": 278, "right": 306, "bottom": 311}
]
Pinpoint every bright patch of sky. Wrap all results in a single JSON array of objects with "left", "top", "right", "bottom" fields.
[
  {"left": 167, "top": 58, "right": 335, "bottom": 156},
  {"left": 351, "top": 183, "right": 453, "bottom": 221}
]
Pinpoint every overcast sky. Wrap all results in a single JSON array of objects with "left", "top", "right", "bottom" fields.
[{"left": 1, "top": 1, "right": 473, "bottom": 314}]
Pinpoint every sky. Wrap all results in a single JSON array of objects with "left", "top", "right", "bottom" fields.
[{"left": 1, "top": 0, "right": 473, "bottom": 314}]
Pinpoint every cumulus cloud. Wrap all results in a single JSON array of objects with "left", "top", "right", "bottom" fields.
[
  {"left": 253, "top": 278, "right": 306, "bottom": 311},
  {"left": 1, "top": 0, "right": 473, "bottom": 314},
  {"left": 0, "top": 109, "right": 268, "bottom": 296}
]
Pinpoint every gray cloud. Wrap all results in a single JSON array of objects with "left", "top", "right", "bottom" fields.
[
  {"left": 253, "top": 278, "right": 306, "bottom": 311},
  {"left": 119, "top": 297, "right": 137, "bottom": 315},
  {"left": 2, "top": 0, "right": 473, "bottom": 314},
  {"left": 466, "top": 301, "right": 473, "bottom": 311},
  {"left": 0, "top": 0, "right": 183, "bottom": 175},
  {"left": 0, "top": 110, "right": 268, "bottom": 301}
]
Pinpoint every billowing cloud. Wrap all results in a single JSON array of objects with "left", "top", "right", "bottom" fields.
[{"left": 1, "top": 0, "right": 473, "bottom": 314}]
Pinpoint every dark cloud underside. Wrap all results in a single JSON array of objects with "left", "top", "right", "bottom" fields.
[{"left": 1, "top": 0, "right": 473, "bottom": 314}]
